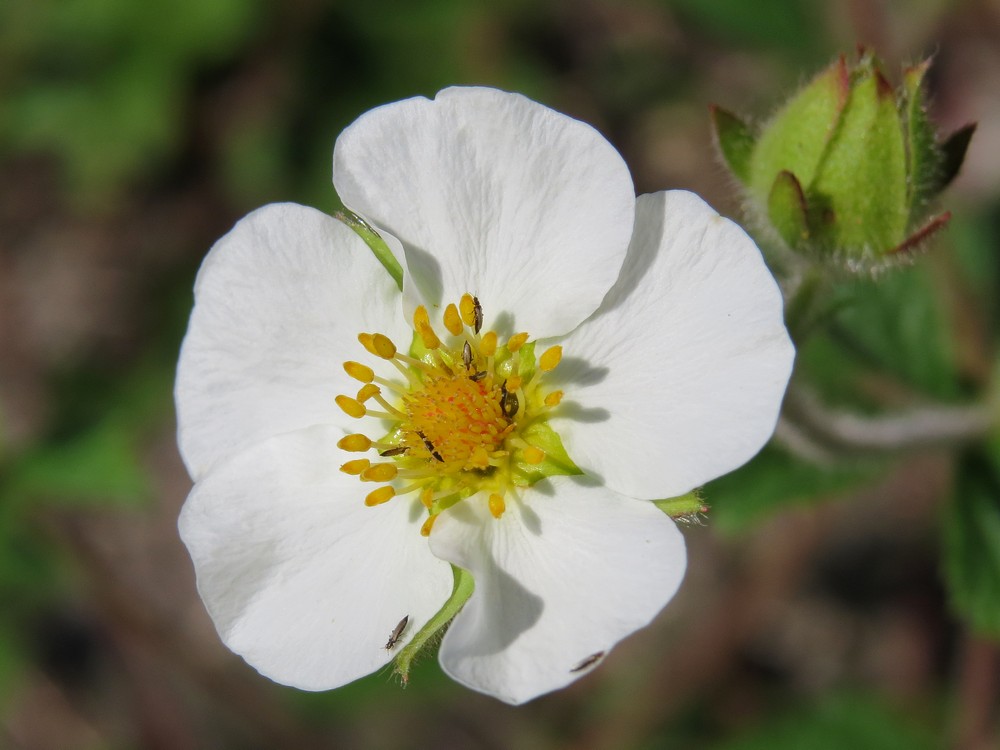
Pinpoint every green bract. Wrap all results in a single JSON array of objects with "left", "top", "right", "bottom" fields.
[{"left": 711, "top": 50, "right": 974, "bottom": 267}]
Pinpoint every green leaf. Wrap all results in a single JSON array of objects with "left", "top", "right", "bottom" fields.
[
  {"left": 709, "top": 105, "right": 756, "bottom": 184},
  {"left": 807, "top": 60, "right": 908, "bottom": 256},
  {"left": 705, "top": 444, "right": 883, "bottom": 534},
  {"left": 942, "top": 450, "right": 1000, "bottom": 637},
  {"left": 902, "top": 59, "right": 945, "bottom": 225},
  {"left": 767, "top": 169, "right": 810, "bottom": 248},
  {"left": 749, "top": 54, "right": 849, "bottom": 205},
  {"left": 936, "top": 123, "right": 976, "bottom": 195}
]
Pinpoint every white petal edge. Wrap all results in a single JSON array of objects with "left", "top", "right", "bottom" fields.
[
  {"left": 552, "top": 190, "right": 795, "bottom": 499},
  {"left": 428, "top": 476, "right": 686, "bottom": 705},
  {"left": 332, "top": 86, "right": 635, "bottom": 339},
  {"left": 175, "top": 202, "right": 410, "bottom": 481},
  {"left": 178, "top": 425, "right": 454, "bottom": 691}
]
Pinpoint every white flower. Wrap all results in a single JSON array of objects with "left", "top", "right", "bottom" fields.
[{"left": 176, "top": 87, "right": 794, "bottom": 705}]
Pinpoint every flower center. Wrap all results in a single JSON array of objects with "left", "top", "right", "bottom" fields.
[{"left": 336, "top": 293, "right": 571, "bottom": 535}]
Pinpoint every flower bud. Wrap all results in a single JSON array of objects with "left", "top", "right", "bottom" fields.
[{"left": 711, "top": 50, "right": 974, "bottom": 267}]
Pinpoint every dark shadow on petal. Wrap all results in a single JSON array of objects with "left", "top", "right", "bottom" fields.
[
  {"left": 404, "top": 243, "right": 444, "bottom": 307},
  {"left": 515, "top": 498, "right": 543, "bottom": 535},
  {"left": 585, "top": 192, "right": 669, "bottom": 320},
  {"left": 548, "top": 357, "right": 609, "bottom": 387},
  {"left": 553, "top": 401, "right": 610, "bottom": 423},
  {"left": 568, "top": 473, "right": 604, "bottom": 489}
]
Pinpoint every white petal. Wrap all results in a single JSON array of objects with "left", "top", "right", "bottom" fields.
[
  {"left": 428, "top": 477, "right": 686, "bottom": 705},
  {"left": 553, "top": 191, "right": 794, "bottom": 499},
  {"left": 178, "top": 426, "right": 453, "bottom": 691},
  {"left": 175, "top": 203, "right": 409, "bottom": 481},
  {"left": 332, "top": 86, "right": 635, "bottom": 339}
]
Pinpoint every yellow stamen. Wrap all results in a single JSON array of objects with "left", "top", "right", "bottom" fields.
[
  {"left": 480, "top": 331, "right": 497, "bottom": 357},
  {"left": 340, "top": 459, "right": 371, "bottom": 475},
  {"left": 443, "top": 303, "right": 463, "bottom": 336},
  {"left": 420, "top": 514, "right": 438, "bottom": 536},
  {"left": 459, "top": 294, "right": 477, "bottom": 327},
  {"left": 420, "top": 487, "right": 435, "bottom": 509},
  {"left": 336, "top": 395, "right": 366, "bottom": 418},
  {"left": 365, "top": 486, "right": 396, "bottom": 506},
  {"left": 358, "top": 333, "right": 378, "bottom": 356},
  {"left": 506, "top": 375, "right": 523, "bottom": 391},
  {"left": 356, "top": 383, "right": 380, "bottom": 402},
  {"left": 507, "top": 332, "right": 528, "bottom": 352},
  {"left": 344, "top": 361, "right": 374, "bottom": 383},
  {"left": 417, "top": 323, "right": 441, "bottom": 350},
  {"left": 488, "top": 493, "right": 506, "bottom": 519},
  {"left": 540, "top": 345, "right": 562, "bottom": 372},
  {"left": 337, "top": 433, "right": 372, "bottom": 452},
  {"left": 413, "top": 305, "right": 431, "bottom": 330},
  {"left": 362, "top": 463, "right": 398, "bottom": 482},
  {"left": 372, "top": 334, "right": 397, "bottom": 359},
  {"left": 469, "top": 446, "right": 490, "bottom": 470},
  {"left": 544, "top": 390, "right": 564, "bottom": 407},
  {"left": 524, "top": 446, "right": 546, "bottom": 465}
]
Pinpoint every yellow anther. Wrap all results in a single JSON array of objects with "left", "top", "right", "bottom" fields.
[
  {"left": 507, "top": 332, "right": 528, "bottom": 352},
  {"left": 443, "top": 303, "right": 463, "bottom": 336},
  {"left": 344, "top": 360, "right": 375, "bottom": 383},
  {"left": 506, "top": 375, "right": 523, "bottom": 391},
  {"left": 340, "top": 459, "right": 371, "bottom": 475},
  {"left": 356, "top": 383, "right": 380, "bottom": 402},
  {"left": 524, "top": 446, "right": 546, "bottom": 465},
  {"left": 362, "top": 463, "right": 398, "bottom": 482},
  {"left": 544, "top": 390, "right": 564, "bottom": 407},
  {"left": 488, "top": 493, "right": 506, "bottom": 519},
  {"left": 469, "top": 446, "right": 490, "bottom": 469},
  {"left": 420, "top": 487, "right": 435, "bottom": 509},
  {"left": 540, "top": 345, "right": 563, "bottom": 372},
  {"left": 420, "top": 514, "right": 438, "bottom": 536},
  {"left": 480, "top": 331, "right": 498, "bottom": 357},
  {"left": 336, "top": 395, "right": 366, "bottom": 418},
  {"left": 459, "top": 294, "right": 477, "bottom": 327},
  {"left": 365, "top": 486, "right": 396, "bottom": 506},
  {"left": 358, "top": 332, "right": 378, "bottom": 355},
  {"left": 417, "top": 323, "right": 441, "bottom": 350},
  {"left": 413, "top": 305, "right": 431, "bottom": 330},
  {"left": 337, "top": 433, "right": 372, "bottom": 452},
  {"left": 371, "top": 333, "right": 397, "bottom": 359}
]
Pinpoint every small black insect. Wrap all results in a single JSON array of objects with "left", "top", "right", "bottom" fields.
[
  {"left": 379, "top": 446, "right": 409, "bottom": 457},
  {"left": 569, "top": 651, "right": 605, "bottom": 673},
  {"left": 469, "top": 371, "right": 487, "bottom": 382},
  {"left": 472, "top": 296, "right": 484, "bottom": 334},
  {"left": 384, "top": 615, "right": 409, "bottom": 650},
  {"left": 500, "top": 383, "right": 519, "bottom": 418},
  {"left": 417, "top": 430, "right": 444, "bottom": 462},
  {"left": 463, "top": 340, "right": 473, "bottom": 370}
]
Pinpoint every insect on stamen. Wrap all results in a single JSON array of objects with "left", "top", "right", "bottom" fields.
[
  {"left": 463, "top": 340, "right": 473, "bottom": 370},
  {"left": 384, "top": 615, "right": 409, "bottom": 650},
  {"left": 472, "top": 296, "right": 484, "bottom": 334},
  {"left": 469, "top": 370, "right": 487, "bottom": 382},
  {"left": 379, "top": 446, "right": 409, "bottom": 457},
  {"left": 417, "top": 430, "right": 444, "bottom": 462}
]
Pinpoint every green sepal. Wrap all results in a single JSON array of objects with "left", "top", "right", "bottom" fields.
[
  {"left": 654, "top": 491, "right": 707, "bottom": 521},
  {"left": 808, "top": 59, "right": 908, "bottom": 256},
  {"left": 749, "top": 54, "right": 850, "bottom": 204},
  {"left": 709, "top": 105, "right": 756, "bottom": 184},
  {"left": 511, "top": 420, "right": 581, "bottom": 486},
  {"left": 767, "top": 170, "right": 810, "bottom": 249},
  {"left": 942, "top": 449, "right": 1000, "bottom": 637},
  {"left": 936, "top": 123, "right": 976, "bottom": 195},
  {"left": 902, "top": 59, "right": 944, "bottom": 224},
  {"left": 336, "top": 209, "right": 404, "bottom": 291},
  {"left": 394, "top": 565, "right": 474, "bottom": 682}
]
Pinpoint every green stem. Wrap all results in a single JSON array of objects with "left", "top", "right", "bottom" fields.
[{"left": 394, "top": 564, "right": 475, "bottom": 681}]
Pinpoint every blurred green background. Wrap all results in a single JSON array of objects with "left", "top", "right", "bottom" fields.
[{"left": 2, "top": 0, "right": 999, "bottom": 748}]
